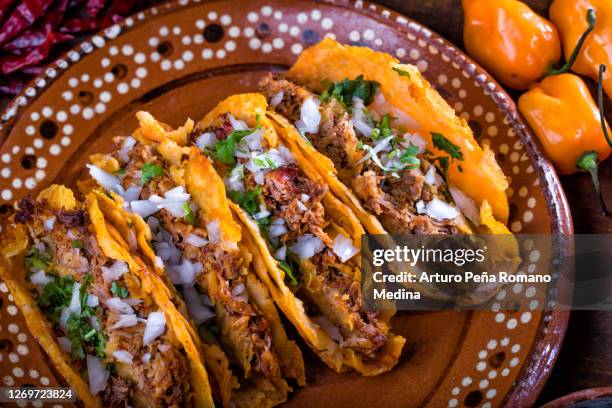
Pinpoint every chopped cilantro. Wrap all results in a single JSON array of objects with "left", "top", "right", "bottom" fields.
[
  {"left": 431, "top": 132, "right": 463, "bottom": 160},
  {"left": 371, "top": 114, "right": 393, "bottom": 140},
  {"left": 37, "top": 274, "right": 74, "bottom": 323},
  {"left": 111, "top": 282, "right": 129, "bottom": 299},
  {"left": 393, "top": 66, "right": 411, "bottom": 78},
  {"left": 215, "top": 121, "right": 260, "bottom": 165},
  {"left": 183, "top": 202, "right": 196, "bottom": 225},
  {"left": 140, "top": 163, "right": 163, "bottom": 184},
  {"left": 252, "top": 155, "right": 278, "bottom": 169},
  {"left": 113, "top": 167, "right": 126, "bottom": 175},
  {"left": 228, "top": 186, "right": 262, "bottom": 215},
  {"left": 321, "top": 75, "right": 380, "bottom": 108},
  {"left": 279, "top": 260, "right": 299, "bottom": 286},
  {"left": 399, "top": 145, "right": 421, "bottom": 169},
  {"left": 256, "top": 216, "right": 272, "bottom": 234},
  {"left": 208, "top": 324, "right": 220, "bottom": 335},
  {"left": 71, "top": 240, "right": 83, "bottom": 249},
  {"left": 25, "top": 246, "right": 52, "bottom": 270},
  {"left": 357, "top": 140, "right": 364, "bottom": 150}
]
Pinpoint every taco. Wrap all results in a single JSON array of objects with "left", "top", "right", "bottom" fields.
[
  {"left": 0, "top": 185, "right": 212, "bottom": 408},
  {"left": 182, "top": 93, "right": 405, "bottom": 376},
  {"left": 85, "top": 111, "right": 305, "bottom": 408},
  {"left": 259, "top": 39, "right": 519, "bottom": 303}
]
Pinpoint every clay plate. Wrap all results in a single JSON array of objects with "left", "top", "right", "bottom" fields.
[{"left": 0, "top": 1, "right": 573, "bottom": 407}]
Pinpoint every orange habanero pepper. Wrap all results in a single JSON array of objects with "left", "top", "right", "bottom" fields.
[
  {"left": 551, "top": 0, "right": 612, "bottom": 99},
  {"left": 519, "top": 69, "right": 612, "bottom": 211},
  {"left": 462, "top": 0, "right": 561, "bottom": 90}
]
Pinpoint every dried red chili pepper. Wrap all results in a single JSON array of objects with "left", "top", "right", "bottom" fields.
[
  {"left": 0, "top": 75, "right": 28, "bottom": 95},
  {"left": 0, "top": 30, "right": 53, "bottom": 73},
  {"left": 0, "top": 0, "right": 54, "bottom": 45},
  {"left": 0, "top": 0, "right": 17, "bottom": 25},
  {"left": 86, "top": 0, "right": 106, "bottom": 17},
  {"left": 43, "top": 0, "right": 70, "bottom": 29},
  {"left": 1, "top": 24, "right": 71, "bottom": 51}
]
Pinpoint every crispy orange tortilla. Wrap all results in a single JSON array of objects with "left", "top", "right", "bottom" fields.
[
  {"left": 196, "top": 94, "right": 405, "bottom": 375},
  {"left": 286, "top": 38, "right": 510, "bottom": 223},
  {"left": 0, "top": 186, "right": 214, "bottom": 408},
  {"left": 123, "top": 111, "right": 306, "bottom": 406}
]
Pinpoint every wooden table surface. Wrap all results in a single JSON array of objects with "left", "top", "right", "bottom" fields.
[{"left": 375, "top": 0, "right": 612, "bottom": 405}]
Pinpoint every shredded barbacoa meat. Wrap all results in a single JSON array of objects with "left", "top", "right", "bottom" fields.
[
  {"left": 260, "top": 75, "right": 362, "bottom": 184},
  {"left": 259, "top": 165, "right": 388, "bottom": 356},
  {"left": 263, "top": 165, "right": 330, "bottom": 245},
  {"left": 260, "top": 76, "right": 461, "bottom": 235},
  {"left": 15, "top": 197, "right": 190, "bottom": 408},
  {"left": 115, "top": 138, "right": 283, "bottom": 382}
]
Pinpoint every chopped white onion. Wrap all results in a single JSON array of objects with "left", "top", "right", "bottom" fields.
[
  {"left": 253, "top": 210, "right": 270, "bottom": 220},
  {"left": 117, "top": 136, "right": 137, "bottom": 163},
  {"left": 101, "top": 260, "right": 128, "bottom": 282},
  {"left": 141, "top": 352, "right": 151, "bottom": 364},
  {"left": 57, "top": 336, "right": 72, "bottom": 353},
  {"left": 352, "top": 97, "right": 374, "bottom": 137},
  {"left": 147, "top": 216, "right": 160, "bottom": 233},
  {"left": 269, "top": 224, "right": 288, "bottom": 238},
  {"left": 69, "top": 282, "right": 81, "bottom": 315},
  {"left": 243, "top": 128, "right": 264, "bottom": 151},
  {"left": 148, "top": 186, "right": 191, "bottom": 218},
  {"left": 228, "top": 113, "right": 248, "bottom": 131},
  {"left": 121, "top": 184, "right": 142, "bottom": 203},
  {"left": 86, "top": 294, "right": 99, "bottom": 307},
  {"left": 296, "top": 200, "right": 308, "bottom": 212},
  {"left": 449, "top": 187, "right": 481, "bottom": 225},
  {"left": 105, "top": 297, "right": 135, "bottom": 315},
  {"left": 274, "top": 246, "right": 287, "bottom": 261},
  {"left": 332, "top": 234, "right": 359, "bottom": 262},
  {"left": 143, "top": 311, "right": 166, "bottom": 345},
  {"left": 253, "top": 170, "right": 265, "bottom": 185},
  {"left": 312, "top": 316, "right": 344, "bottom": 344},
  {"left": 195, "top": 132, "right": 217, "bottom": 151},
  {"left": 423, "top": 164, "right": 438, "bottom": 186},
  {"left": 87, "top": 354, "right": 109, "bottom": 395},
  {"left": 130, "top": 199, "right": 159, "bottom": 218},
  {"left": 416, "top": 200, "right": 426, "bottom": 214},
  {"left": 231, "top": 283, "right": 249, "bottom": 303},
  {"left": 224, "top": 164, "right": 245, "bottom": 193},
  {"left": 184, "top": 234, "right": 208, "bottom": 247},
  {"left": 300, "top": 194, "right": 310, "bottom": 202},
  {"left": 401, "top": 133, "right": 428, "bottom": 154},
  {"left": 270, "top": 91, "right": 284, "bottom": 107},
  {"left": 290, "top": 234, "right": 326, "bottom": 259},
  {"left": 271, "top": 217, "right": 285, "bottom": 226},
  {"left": 296, "top": 97, "right": 321, "bottom": 134},
  {"left": 90, "top": 316, "right": 100, "bottom": 331},
  {"left": 425, "top": 198, "right": 460, "bottom": 221},
  {"left": 111, "top": 314, "right": 139, "bottom": 329},
  {"left": 43, "top": 216, "right": 56, "bottom": 231},
  {"left": 59, "top": 307, "right": 70, "bottom": 331},
  {"left": 29, "top": 270, "right": 53, "bottom": 287},
  {"left": 357, "top": 135, "right": 394, "bottom": 166},
  {"left": 87, "top": 164, "right": 122, "bottom": 194},
  {"left": 206, "top": 220, "right": 221, "bottom": 244},
  {"left": 158, "top": 344, "right": 171, "bottom": 352},
  {"left": 182, "top": 286, "right": 215, "bottom": 325},
  {"left": 112, "top": 349, "right": 133, "bottom": 364},
  {"left": 168, "top": 258, "right": 202, "bottom": 286}
]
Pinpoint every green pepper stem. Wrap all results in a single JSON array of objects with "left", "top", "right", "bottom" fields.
[
  {"left": 577, "top": 151, "right": 610, "bottom": 217},
  {"left": 545, "top": 9, "right": 596, "bottom": 77},
  {"left": 598, "top": 64, "right": 612, "bottom": 148}
]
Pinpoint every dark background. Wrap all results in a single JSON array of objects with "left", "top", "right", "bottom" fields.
[
  {"left": 373, "top": 0, "right": 612, "bottom": 405},
  {"left": 0, "top": 0, "right": 609, "bottom": 405}
]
